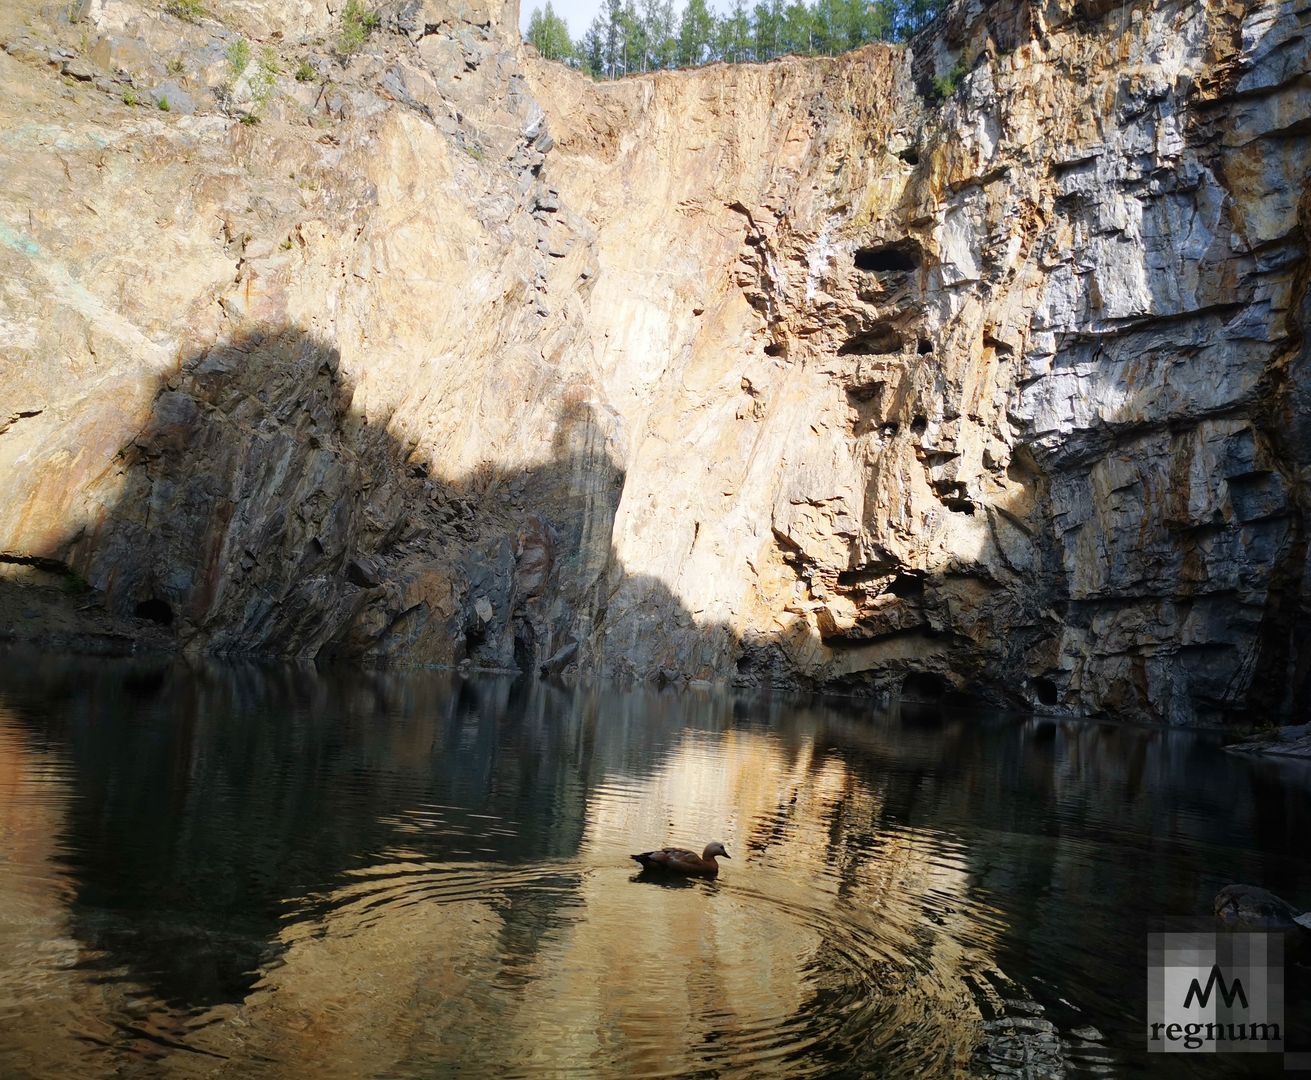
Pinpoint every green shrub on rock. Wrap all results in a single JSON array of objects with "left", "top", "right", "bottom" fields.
[
  {"left": 340, "top": 0, "right": 380, "bottom": 54},
  {"left": 930, "top": 61, "right": 967, "bottom": 101},
  {"left": 166, "top": 0, "right": 205, "bottom": 22},
  {"left": 226, "top": 37, "right": 251, "bottom": 80}
]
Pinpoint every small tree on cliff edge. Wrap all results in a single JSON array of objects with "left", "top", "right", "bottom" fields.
[{"left": 526, "top": 2, "right": 575, "bottom": 61}]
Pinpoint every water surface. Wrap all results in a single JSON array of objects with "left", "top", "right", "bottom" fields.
[{"left": 0, "top": 653, "right": 1307, "bottom": 1077}]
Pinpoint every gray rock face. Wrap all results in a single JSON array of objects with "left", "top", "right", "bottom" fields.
[
  {"left": 983, "top": 0, "right": 1311, "bottom": 724},
  {"left": 1226, "top": 723, "right": 1311, "bottom": 758},
  {"left": 151, "top": 80, "right": 194, "bottom": 113},
  {"left": 0, "top": 0, "right": 1307, "bottom": 724}
]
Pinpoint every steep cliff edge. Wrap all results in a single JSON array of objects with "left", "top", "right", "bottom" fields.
[{"left": 0, "top": 0, "right": 1307, "bottom": 723}]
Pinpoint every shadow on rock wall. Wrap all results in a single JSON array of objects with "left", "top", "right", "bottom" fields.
[
  {"left": 0, "top": 320, "right": 1054, "bottom": 711},
  {"left": 6, "top": 323, "right": 748, "bottom": 690},
  {"left": 4, "top": 321, "right": 1013, "bottom": 705}
]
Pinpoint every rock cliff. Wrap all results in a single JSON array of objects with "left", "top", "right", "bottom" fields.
[{"left": 0, "top": 0, "right": 1307, "bottom": 723}]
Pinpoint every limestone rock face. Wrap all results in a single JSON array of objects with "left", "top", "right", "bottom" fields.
[{"left": 0, "top": 0, "right": 1307, "bottom": 723}]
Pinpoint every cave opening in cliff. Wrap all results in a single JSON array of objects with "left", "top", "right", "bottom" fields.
[
  {"left": 839, "top": 327, "right": 904, "bottom": 355},
  {"left": 853, "top": 243, "right": 919, "bottom": 273},
  {"left": 886, "top": 572, "right": 925, "bottom": 598},
  {"left": 134, "top": 598, "right": 175, "bottom": 627},
  {"left": 513, "top": 626, "right": 536, "bottom": 673},
  {"left": 901, "top": 671, "right": 950, "bottom": 702},
  {"left": 1032, "top": 677, "right": 1060, "bottom": 707}
]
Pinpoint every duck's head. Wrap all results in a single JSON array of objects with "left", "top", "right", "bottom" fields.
[{"left": 703, "top": 841, "right": 731, "bottom": 861}]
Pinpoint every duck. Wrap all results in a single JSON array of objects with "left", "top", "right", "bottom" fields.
[{"left": 631, "top": 841, "right": 731, "bottom": 877}]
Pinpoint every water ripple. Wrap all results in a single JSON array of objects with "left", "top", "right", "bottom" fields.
[{"left": 0, "top": 664, "right": 1307, "bottom": 1078}]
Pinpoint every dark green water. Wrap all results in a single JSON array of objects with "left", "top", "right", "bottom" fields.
[{"left": 0, "top": 651, "right": 1307, "bottom": 1077}]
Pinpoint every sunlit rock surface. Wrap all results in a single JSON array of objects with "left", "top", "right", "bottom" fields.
[{"left": 0, "top": 0, "right": 1307, "bottom": 722}]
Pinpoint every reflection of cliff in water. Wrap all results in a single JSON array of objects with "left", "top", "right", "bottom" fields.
[
  {"left": 0, "top": 657, "right": 1309, "bottom": 1076},
  {"left": 0, "top": 658, "right": 597, "bottom": 1008}
]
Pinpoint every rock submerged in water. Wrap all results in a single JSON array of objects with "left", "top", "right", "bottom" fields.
[
  {"left": 1224, "top": 724, "right": 1311, "bottom": 759},
  {"left": 1215, "top": 884, "right": 1311, "bottom": 934}
]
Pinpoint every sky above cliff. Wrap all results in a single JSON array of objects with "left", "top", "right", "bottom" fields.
[
  {"left": 517, "top": 0, "right": 605, "bottom": 37},
  {"left": 518, "top": 0, "right": 729, "bottom": 39}
]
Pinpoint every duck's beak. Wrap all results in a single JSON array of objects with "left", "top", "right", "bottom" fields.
[{"left": 722, "top": 851, "right": 731, "bottom": 859}]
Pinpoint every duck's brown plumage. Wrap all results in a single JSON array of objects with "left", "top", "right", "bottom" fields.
[{"left": 631, "top": 841, "right": 730, "bottom": 876}]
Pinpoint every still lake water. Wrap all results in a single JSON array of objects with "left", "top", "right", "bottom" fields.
[{"left": 0, "top": 652, "right": 1308, "bottom": 1078}]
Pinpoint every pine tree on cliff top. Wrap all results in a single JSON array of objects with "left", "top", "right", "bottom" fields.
[
  {"left": 526, "top": 1, "right": 574, "bottom": 60},
  {"left": 524, "top": 0, "right": 948, "bottom": 75},
  {"left": 677, "top": 0, "right": 716, "bottom": 66}
]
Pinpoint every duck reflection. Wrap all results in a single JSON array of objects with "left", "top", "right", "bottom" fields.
[{"left": 631, "top": 868, "right": 720, "bottom": 889}]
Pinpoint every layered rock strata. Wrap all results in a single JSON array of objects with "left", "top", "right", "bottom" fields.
[{"left": 0, "top": 0, "right": 1307, "bottom": 723}]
